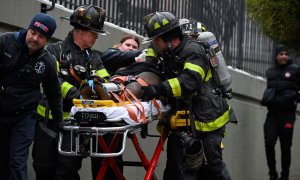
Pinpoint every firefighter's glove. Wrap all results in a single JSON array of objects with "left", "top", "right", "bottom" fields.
[
  {"left": 142, "top": 83, "right": 167, "bottom": 101},
  {"left": 80, "top": 81, "right": 92, "bottom": 99},
  {"left": 48, "top": 118, "right": 65, "bottom": 133},
  {"left": 67, "top": 89, "right": 80, "bottom": 100}
]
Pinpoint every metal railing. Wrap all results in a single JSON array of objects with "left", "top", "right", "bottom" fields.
[{"left": 49, "top": 0, "right": 299, "bottom": 78}]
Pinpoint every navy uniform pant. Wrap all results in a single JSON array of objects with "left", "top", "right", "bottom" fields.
[
  {"left": 32, "top": 118, "right": 59, "bottom": 180},
  {"left": 163, "top": 126, "right": 231, "bottom": 180},
  {"left": 264, "top": 110, "right": 295, "bottom": 178},
  {"left": 0, "top": 110, "right": 36, "bottom": 180}
]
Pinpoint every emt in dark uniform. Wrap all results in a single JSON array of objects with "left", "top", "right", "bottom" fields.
[
  {"left": 32, "top": 5, "right": 110, "bottom": 180},
  {"left": 142, "top": 11, "right": 232, "bottom": 180},
  {"left": 0, "top": 13, "right": 62, "bottom": 180}
]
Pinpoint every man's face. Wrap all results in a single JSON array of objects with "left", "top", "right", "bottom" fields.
[
  {"left": 80, "top": 30, "right": 98, "bottom": 49},
  {"left": 26, "top": 29, "right": 47, "bottom": 54},
  {"left": 153, "top": 37, "right": 168, "bottom": 52},
  {"left": 276, "top": 51, "right": 289, "bottom": 65}
]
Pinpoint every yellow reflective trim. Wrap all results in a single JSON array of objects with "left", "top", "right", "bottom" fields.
[
  {"left": 37, "top": 104, "right": 70, "bottom": 120},
  {"left": 145, "top": 48, "right": 158, "bottom": 58},
  {"left": 61, "top": 82, "right": 73, "bottom": 98},
  {"left": 37, "top": 104, "right": 53, "bottom": 119},
  {"left": 162, "top": 19, "right": 169, "bottom": 25},
  {"left": 204, "top": 68, "right": 212, "bottom": 82},
  {"left": 168, "top": 78, "right": 181, "bottom": 97},
  {"left": 56, "top": 61, "right": 60, "bottom": 73},
  {"left": 195, "top": 107, "right": 230, "bottom": 132},
  {"left": 96, "top": 69, "right": 110, "bottom": 78},
  {"left": 62, "top": 112, "right": 70, "bottom": 119},
  {"left": 154, "top": 23, "right": 161, "bottom": 29},
  {"left": 184, "top": 62, "right": 205, "bottom": 81}
]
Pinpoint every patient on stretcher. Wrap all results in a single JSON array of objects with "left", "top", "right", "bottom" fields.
[{"left": 71, "top": 62, "right": 170, "bottom": 125}]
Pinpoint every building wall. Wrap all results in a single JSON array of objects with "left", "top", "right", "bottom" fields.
[{"left": 1, "top": 1, "right": 300, "bottom": 179}]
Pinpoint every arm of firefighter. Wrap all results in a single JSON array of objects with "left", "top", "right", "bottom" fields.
[
  {"left": 145, "top": 44, "right": 160, "bottom": 65},
  {"left": 91, "top": 52, "right": 110, "bottom": 82},
  {"left": 60, "top": 79, "right": 80, "bottom": 100},
  {"left": 162, "top": 42, "right": 210, "bottom": 97}
]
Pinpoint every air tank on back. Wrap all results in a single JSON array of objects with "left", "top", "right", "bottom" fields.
[{"left": 198, "top": 32, "right": 232, "bottom": 95}]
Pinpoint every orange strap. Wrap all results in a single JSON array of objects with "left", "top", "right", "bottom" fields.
[
  {"left": 117, "top": 83, "right": 146, "bottom": 123},
  {"left": 109, "top": 91, "right": 139, "bottom": 123},
  {"left": 134, "top": 76, "right": 161, "bottom": 118},
  {"left": 110, "top": 75, "right": 161, "bottom": 122},
  {"left": 110, "top": 76, "right": 128, "bottom": 84},
  {"left": 135, "top": 77, "right": 148, "bottom": 86},
  {"left": 122, "top": 86, "right": 147, "bottom": 123}
]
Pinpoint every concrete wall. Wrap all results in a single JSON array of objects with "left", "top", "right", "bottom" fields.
[{"left": 1, "top": 0, "right": 300, "bottom": 179}]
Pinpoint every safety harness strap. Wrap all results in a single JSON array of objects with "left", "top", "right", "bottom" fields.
[
  {"left": 109, "top": 91, "right": 139, "bottom": 123},
  {"left": 111, "top": 75, "right": 161, "bottom": 118}
]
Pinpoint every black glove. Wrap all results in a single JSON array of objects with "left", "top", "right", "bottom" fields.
[
  {"left": 46, "top": 118, "right": 64, "bottom": 133},
  {"left": 142, "top": 84, "right": 167, "bottom": 101}
]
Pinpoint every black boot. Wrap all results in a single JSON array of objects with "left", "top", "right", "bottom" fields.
[
  {"left": 279, "top": 176, "right": 288, "bottom": 180},
  {"left": 269, "top": 172, "right": 278, "bottom": 180}
]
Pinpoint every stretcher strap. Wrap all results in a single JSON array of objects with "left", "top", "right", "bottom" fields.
[
  {"left": 110, "top": 75, "right": 161, "bottom": 122},
  {"left": 118, "top": 83, "right": 146, "bottom": 123},
  {"left": 134, "top": 77, "right": 161, "bottom": 118},
  {"left": 109, "top": 91, "right": 139, "bottom": 123},
  {"left": 122, "top": 86, "right": 147, "bottom": 123}
]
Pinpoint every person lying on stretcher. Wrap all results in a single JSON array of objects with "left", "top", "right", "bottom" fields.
[{"left": 78, "top": 61, "right": 165, "bottom": 101}]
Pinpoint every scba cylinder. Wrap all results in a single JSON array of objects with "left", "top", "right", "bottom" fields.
[{"left": 198, "top": 32, "right": 232, "bottom": 93}]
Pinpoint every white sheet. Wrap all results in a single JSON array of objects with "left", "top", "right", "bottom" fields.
[{"left": 70, "top": 101, "right": 170, "bottom": 125}]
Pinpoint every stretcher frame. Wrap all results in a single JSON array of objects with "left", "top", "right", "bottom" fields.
[{"left": 58, "top": 99, "right": 169, "bottom": 180}]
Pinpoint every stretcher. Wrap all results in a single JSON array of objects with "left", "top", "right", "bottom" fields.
[{"left": 58, "top": 97, "right": 171, "bottom": 180}]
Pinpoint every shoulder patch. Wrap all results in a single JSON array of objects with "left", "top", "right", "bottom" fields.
[{"left": 35, "top": 61, "right": 46, "bottom": 74}]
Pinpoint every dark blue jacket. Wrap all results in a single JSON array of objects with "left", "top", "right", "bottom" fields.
[
  {"left": 265, "top": 60, "right": 300, "bottom": 111},
  {"left": 102, "top": 48, "right": 141, "bottom": 74},
  {"left": 0, "top": 29, "right": 62, "bottom": 120}
]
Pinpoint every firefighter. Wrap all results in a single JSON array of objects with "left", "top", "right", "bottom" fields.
[
  {"left": 0, "top": 13, "right": 62, "bottom": 180},
  {"left": 145, "top": 18, "right": 207, "bottom": 66},
  {"left": 142, "top": 11, "right": 232, "bottom": 180},
  {"left": 32, "top": 5, "right": 110, "bottom": 180}
]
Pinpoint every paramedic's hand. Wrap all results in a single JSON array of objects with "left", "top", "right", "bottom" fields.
[
  {"left": 142, "top": 84, "right": 167, "bottom": 101},
  {"left": 135, "top": 49, "right": 147, "bottom": 62}
]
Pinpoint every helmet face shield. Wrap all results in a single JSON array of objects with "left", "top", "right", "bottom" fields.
[
  {"left": 61, "top": 5, "right": 109, "bottom": 35},
  {"left": 143, "top": 11, "right": 179, "bottom": 43}
]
